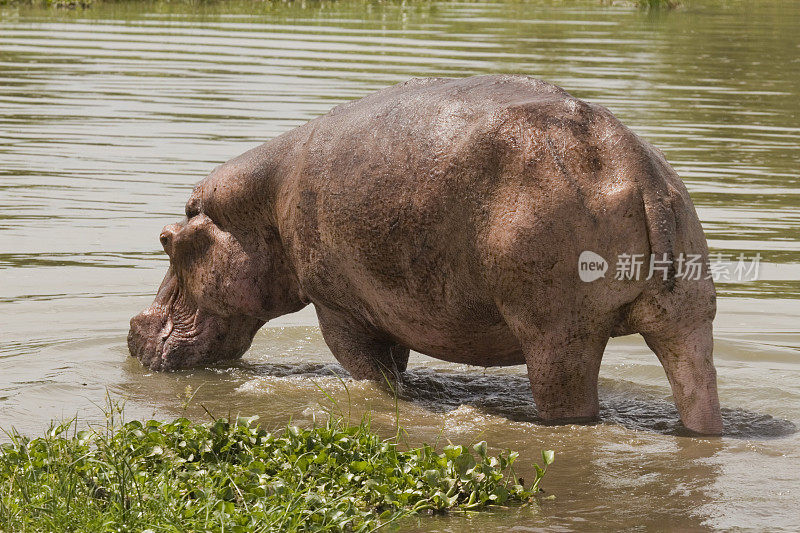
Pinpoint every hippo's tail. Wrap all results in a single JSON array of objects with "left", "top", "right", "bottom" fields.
[{"left": 636, "top": 147, "right": 677, "bottom": 292}]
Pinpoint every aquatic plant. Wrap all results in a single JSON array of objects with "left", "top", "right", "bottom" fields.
[{"left": 0, "top": 411, "right": 553, "bottom": 532}]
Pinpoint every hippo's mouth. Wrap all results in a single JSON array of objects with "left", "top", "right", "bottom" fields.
[
  {"left": 128, "top": 272, "right": 262, "bottom": 371},
  {"left": 129, "top": 289, "right": 202, "bottom": 371}
]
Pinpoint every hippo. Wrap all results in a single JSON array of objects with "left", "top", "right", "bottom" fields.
[{"left": 128, "top": 75, "right": 723, "bottom": 435}]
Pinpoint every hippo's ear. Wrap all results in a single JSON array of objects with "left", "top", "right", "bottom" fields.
[{"left": 185, "top": 194, "right": 202, "bottom": 219}]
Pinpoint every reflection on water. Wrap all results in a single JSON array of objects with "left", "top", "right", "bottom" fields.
[{"left": 1, "top": 0, "right": 799, "bottom": 530}]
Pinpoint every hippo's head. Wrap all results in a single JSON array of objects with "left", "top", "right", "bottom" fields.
[{"left": 128, "top": 169, "right": 305, "bottom": 370}]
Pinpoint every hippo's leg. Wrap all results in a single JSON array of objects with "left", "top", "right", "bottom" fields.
[
  {"left": 524, "top": 329, "right": 608, "bottom": 423},
  {"left": 625, "top": 269, "right": 723, "bottom": 435},
  {"left": 502, "top": 308, "right": 609, "bottom": 422},
  {"left": 640, "top": 320, "right": 722, "bottom": 435},
  {"left": 315, "top": 305, "right": 409, "bottom": 382}
]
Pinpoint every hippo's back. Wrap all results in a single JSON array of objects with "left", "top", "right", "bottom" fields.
[
  {"left": 275, "top": 75, "right": 682, "bottom": 363},
  {"left": 309, "top": 75, "right": 579, "bottom": 163}
]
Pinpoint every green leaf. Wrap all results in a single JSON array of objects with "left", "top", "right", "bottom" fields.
[
  {"left": 542, "top": 450, "right": 555, "bottom": 466},
  {"left": 473, "top": 441, "right": 487, "bottom": 459},
  {"left": 350, "top": 460, "right": 369, "bottom": 472},
  {"left": 146, "top": 445, "right": 164, "bottom": 457},
  {"left": 453, "top": 452, "right": 476, "bottom": 477},
  {"left": 443, "top": 445, "right": 462, "bottom": 460}
]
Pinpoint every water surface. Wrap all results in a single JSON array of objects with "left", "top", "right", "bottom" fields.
[{"left": 1, "top": 1, "right": 799, "bottom": 530}]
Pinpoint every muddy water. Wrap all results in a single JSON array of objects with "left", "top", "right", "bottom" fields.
[{"left": 1, "top": 0, "right": 799, "bottom": 530}]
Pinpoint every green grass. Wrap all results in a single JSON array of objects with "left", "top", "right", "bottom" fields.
[{"left": 0, "top": 408, "right": 553, "bottom": 532}]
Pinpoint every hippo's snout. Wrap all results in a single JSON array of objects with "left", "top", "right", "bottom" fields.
[
  {"left": 128, "top": 277, "right": 265, "bottom": 371},
  {"left": 128, "top": 307, "right": 171, "bottom": 370}
]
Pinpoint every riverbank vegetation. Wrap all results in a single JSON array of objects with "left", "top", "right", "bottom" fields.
[{"left": 0, "top": 409, "right": 553, "bottom": 531}]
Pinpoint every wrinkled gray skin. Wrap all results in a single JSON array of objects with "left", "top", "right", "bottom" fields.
[{"left": 129, "top": 75, "right": 723, "bottom": 435}]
